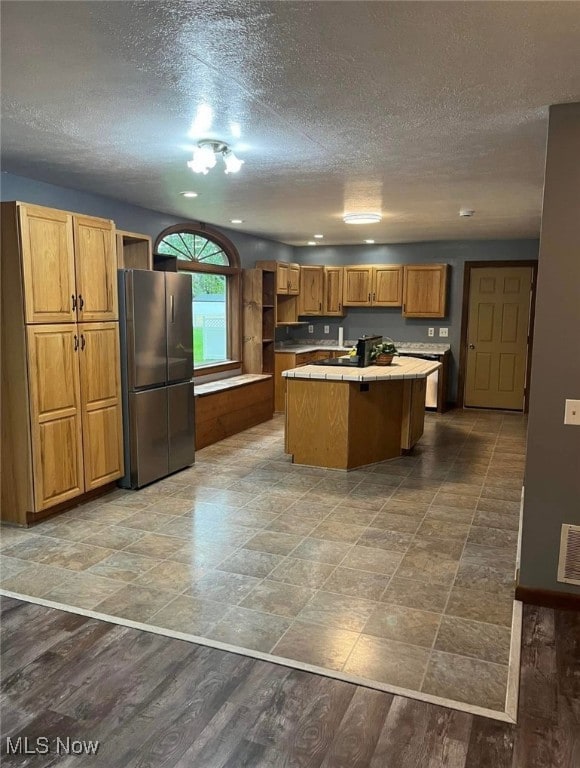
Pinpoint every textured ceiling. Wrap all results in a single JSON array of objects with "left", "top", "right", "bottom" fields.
[{"left": 1, "top": 1, "right": 580, "bottom": 245}]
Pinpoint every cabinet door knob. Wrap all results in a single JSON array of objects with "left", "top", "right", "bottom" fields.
[
  {"left": 469, "top": 343, "right": 475, "bottom": 349},
  {"left": 73, "top": 334, "right": 79, "bottom": 351},
  {"left": 319, "top": 302, "right": 322, "bottom": 311},
  {"left": 71, "top": 295, "right": 77, "bottom": 311},
  {"left": 372, "top": 292, "right": 376, "bottom": 301},
  {"left": 80, "top": 334, "right": 86, "bottom": 350},
  {"left": 78, "top": 294, "right": 84, "bottom": 311},
  {"left": 368, "top": 293, "right": 371, "bottom": 302}
]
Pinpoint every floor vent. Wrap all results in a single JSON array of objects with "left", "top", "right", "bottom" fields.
[{"left": 557, "top": 524, "right": 580, "bottom": 586}]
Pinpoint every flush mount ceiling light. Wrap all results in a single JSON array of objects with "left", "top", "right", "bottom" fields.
[
  {"left": 187, "top": 139, "right": 244, "bottom": 175},
  {"left": 343, "top": 212, "right": 382, "bottom": 224},
  {"left": 230, "top": 219, "right": 243, "bottom": 224},
  {"left": 180, "top": 191, "right": 199, "bottom": 198},
  {"left": 314, "top": 234, "right": 324, "bottom": 239},
  {"left": 307, "top": 241, "right": 317, "bottom": 246},
  {"left": 364, "top": 239, "right": 375, "bottom": 244},
  {"left": 459, "top": 208, "right": 475, "bottom": 217}
]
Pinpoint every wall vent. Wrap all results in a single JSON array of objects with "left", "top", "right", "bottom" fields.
[{"left": 557, "top": 524, "right": 580, "bottom": 586}]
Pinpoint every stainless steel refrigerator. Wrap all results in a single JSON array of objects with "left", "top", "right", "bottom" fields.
[{"left": 118, "top": 269, "right": 195, "bottom": 489}]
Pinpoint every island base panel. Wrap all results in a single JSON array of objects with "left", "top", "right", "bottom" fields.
[{"left": 286, "top": 379, "right": 408, "bottom": 470}]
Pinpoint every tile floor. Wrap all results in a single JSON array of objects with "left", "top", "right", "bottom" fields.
[{"left": 0, "top": 409, "right": 526, "bottom": 716}]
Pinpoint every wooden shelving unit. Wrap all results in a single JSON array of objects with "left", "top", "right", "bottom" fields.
[
  {"left": 116, "top": 230, "right": 153, "bottom": 270},
  {"left": 243, "top": 266, "right": 276, "bottom": 375}
]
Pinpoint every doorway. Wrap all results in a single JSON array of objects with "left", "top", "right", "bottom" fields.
[{"left": 459, "top": 262, "right": 537, "bottom": 411}]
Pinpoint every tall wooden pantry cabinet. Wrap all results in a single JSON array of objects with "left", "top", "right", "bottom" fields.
[{"left": 1, "top": 202, "right": 124, "bottom": 525}]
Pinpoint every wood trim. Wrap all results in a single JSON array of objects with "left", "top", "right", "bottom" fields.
[
  {"left": 457, "top": 260, "right": 538, "bottom": 411},
  {"left": 193, "top": 361, "right": 241, "bottom": 378},
  {"left": 515, "top": 585, "right": 580, "bottom": 611}
]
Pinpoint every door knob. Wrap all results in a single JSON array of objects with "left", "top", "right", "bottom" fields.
[{"left": 469, "top": 344, "right": 475, "bottom": 349}]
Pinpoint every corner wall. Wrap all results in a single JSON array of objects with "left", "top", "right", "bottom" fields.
[{"left": 520, "top": 103, "right": 580, "bottom": 595}]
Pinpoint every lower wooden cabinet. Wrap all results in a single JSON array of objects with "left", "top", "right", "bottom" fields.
[
  {"left": 25, "top": 322, "right": 123, "bottom": 515},
  {"left": 26, "top": 325, "right": 85, "bottom": 510},
  {"left": 78, "top": 323, "right": 124, "bottom": 490}
]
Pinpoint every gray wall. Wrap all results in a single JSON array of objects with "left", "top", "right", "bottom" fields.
[
  {"left": 1, "top": 171, "right": 538, "bottom": 404},
  {"left": 288, "top": 240, "right": 538, "bottom": 401},
  {"left": 0, "top": 172, "right": 294, "bottom": 268},
  {"left": 520, "top": 104, "right": 580, "bottom": 595}
]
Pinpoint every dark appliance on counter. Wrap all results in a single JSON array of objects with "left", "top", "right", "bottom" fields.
[
  {"left": 312, "top": 335, "right": 383, "bottom": 368},
  {"left": 118, "top": 269, "right": 195, "bottom": 489}
]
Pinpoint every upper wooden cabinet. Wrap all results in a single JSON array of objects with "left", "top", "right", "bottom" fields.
[
  {"left": 299, "top": 266, "right": 324, "bottom": 315},
  {"left": 299, "top": 266, "right": 347, "bottom": 317},
  {"left": 403, "top": 264, "right": 448, "bottom": 317},
  {"left": 343, "top": 265, "right": 403, "bottom": 307},
  {"left": 288, "top": 264, "right": 300, "bottom": 294},
  {"left": 74, "top": 215, "right": 118, "bottom": 321},
  {"left": 20, "top": 205, "right": 77, "bottom": 324},
  {"left": 18, "top": 204, "right": 117, "bottom": 323},
  {"left": 274, "top": 262, "right": 300, "bottom": 295},
  {"left": 324, "top": 267, "right": 346, "bottom": 316},
  {"left": 256, "top": 260, "right": 303, "bottom": 326}
]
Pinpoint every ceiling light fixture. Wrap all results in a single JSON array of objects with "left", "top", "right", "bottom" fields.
[
  {"left": 230, "top": 219, "right": 243, "bottom": 224},
  {"left": 314, "top": 234, "right": 324, "bottom": 239},
  {"left": 364, "top": 239, "right": 375, "bottom": 244},
  {"left": 343, "top": 212, "right": 381, "bottom": 224},
  {"left": 459, "top": 208, "right": 475, "bottom": 217},
  {"left": 307, "top": 241, "right": 317, "bottom": 246},
  {"left": 180, "top": 191, "right": 199, "bottom": 198},
  {"left": 187, "top": 139, "right": 244, "bottom": 175}
]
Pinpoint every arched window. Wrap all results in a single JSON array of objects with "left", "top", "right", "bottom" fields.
[{"left": 155, "top": 224, "right": 241, "bottom": 374}]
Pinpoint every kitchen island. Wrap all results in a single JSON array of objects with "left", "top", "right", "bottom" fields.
[{"left": 282, "top": 356, "right": 441, "bottom": 470}]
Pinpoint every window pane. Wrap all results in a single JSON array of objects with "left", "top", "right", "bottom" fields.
[
  {"left": 191, "top": 273, "right": 228, "bottom": 366},
  {"left": 157, "top": 232, "right": 229, "bottom": 265}
]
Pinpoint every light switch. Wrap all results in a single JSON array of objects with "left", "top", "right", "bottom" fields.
[
  {"left": 308, "top": 324, "right": 314, "bottom": 334},
  {"left": 439, "top": 328, "right": 449, "bottom": 337},
  {"left": 564, "top": 399, "right": 580, "bottom": 426},
  {"left": 324, "top": 325, "right": 330, "bottom": 334},
  {"left": 428, "top": 328, "right": 435, "bottom": 337}
]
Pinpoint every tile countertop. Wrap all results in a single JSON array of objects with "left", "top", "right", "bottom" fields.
[
  {"left": 282, "top": 356, "right": 441, "bottom": 382},
  {"left": 275, "top": 341, "right": 450, "bottom": 355}
]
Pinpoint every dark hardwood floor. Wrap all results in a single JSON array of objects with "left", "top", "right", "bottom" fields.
[{"left": 0, "top": 596, "right": 578, "bottom": 767}]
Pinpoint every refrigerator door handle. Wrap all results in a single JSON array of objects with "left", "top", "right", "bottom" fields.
[{"left": 170, "top": 294, "right": 175, "bottom": 324}]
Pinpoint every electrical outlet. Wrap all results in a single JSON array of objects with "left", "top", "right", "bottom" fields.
[
  {"left": 564, "top": 399, "right": 580, "bottom": 426},
  {"left": 439, "top": 327, "right": 449, "bottom": 337},
  {"left": 324, "top": 325, "right": 329, "bottom": 334},
  {"left": 428, "top": 328, "right": 435, "bottom": 337},
  {"left": 308, "top": 324, "right": 314, "bottom": 334}
]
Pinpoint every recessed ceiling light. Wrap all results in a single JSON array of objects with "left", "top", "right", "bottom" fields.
[
  {"left": 314, "top": 234, "right": 324, "bottom": 239},
  {"left": 230, "top": 219, "right": 243, "bottom": 224},
  {"left": 307, "top": 241, "right": 317, "bottom": 246},
  {"left": 181, "top": 191, "right": 199, "bottom": 198},
  {"left": 459, "top": 208, "right": 475, "bottom": 217},
  {"left": 364, "top": 239, "right": 375, "bottom": 244},
  {"left": 343, "top": 213, "right": 382, "bottom": 224}
]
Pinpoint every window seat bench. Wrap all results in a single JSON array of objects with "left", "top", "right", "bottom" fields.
[{"left": 194, "top": 374, "right": 274, "bottom": 449}]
